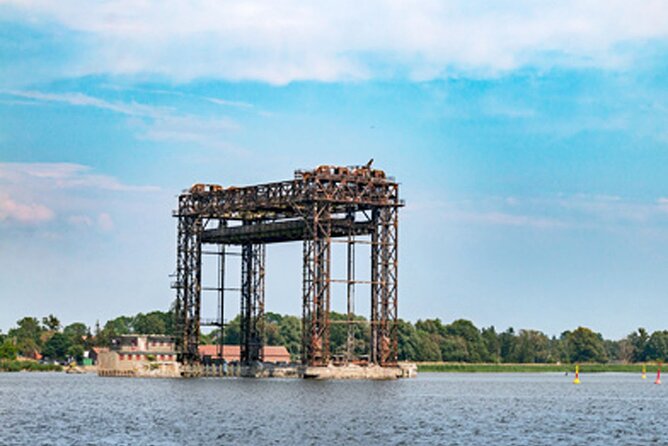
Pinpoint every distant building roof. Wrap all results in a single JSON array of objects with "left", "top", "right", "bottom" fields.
[{"left": 198, "top": 345, "right": 291, "bottom": 363}]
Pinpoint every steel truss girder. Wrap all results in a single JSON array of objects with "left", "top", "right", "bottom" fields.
[
  {"left": 371, "top": 206, "right": 399, "bottom": 366},
  {"left": 240, "top": 242, "right": 265, "bottom": 364},
  {"left": 302, "top": 203, "right": 332, "bottom": 366},
  {"left": 174, "top": 211, "right": 203, "bottom": 363}
]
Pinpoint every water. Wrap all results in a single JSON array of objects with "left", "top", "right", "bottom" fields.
[{"left": 0, "top": 372, "right": 665, "bottom": 445}]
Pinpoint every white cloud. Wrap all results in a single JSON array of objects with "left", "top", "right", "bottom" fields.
[
  {"left": 206, "top": 98, "right": 254, "bottom": 109},
  {"left": 658, "top": 198, "right": 668, "bottom": 213},
  {"left": 97, "top": 213, "right": 114, "bottom": 231},
  {"left": 0, "top": 194, "right": 54, "bottom": 224},
  {"left": 0, "top": 162, "right": 158, "bottom": 228},
  {"left": 3, "top": 0, "right": 668, "bottom": 83},
  {"left": 139, "top": 114, "right": 243, "bottom": 153},
  {"left": 3, "top": 90, "right": 169, "bottom": 119},
  {"left": 67, "top": 215, "right": 93, "bottom": 227},
  {"left": 416, "top": 193, "right": 668, "bottom": 231},
  {"left": 2, "top": 90, "right": 243, "bottom": 152},
  {"left": 0, "top": 162, "right": 159, "bottom": 192}
]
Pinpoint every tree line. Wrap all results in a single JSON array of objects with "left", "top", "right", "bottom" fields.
[{"left": 2, "top": 310, "right": 668, "bottom": 364}]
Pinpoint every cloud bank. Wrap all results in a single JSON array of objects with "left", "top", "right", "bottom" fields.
[
  {"left": 0, "top": 162, "right": 158, "bottom": 229},
  {"left": 3, "top": 0, "right": 668, "bottom": 83}
]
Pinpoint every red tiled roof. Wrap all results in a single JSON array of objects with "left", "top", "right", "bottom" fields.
[{"left": 198, "top": 345, "right": 290, "bottom": 363}]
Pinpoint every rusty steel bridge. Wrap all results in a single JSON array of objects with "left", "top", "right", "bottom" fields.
[{"left": 173, "top": 162, "right": 403, "bottom": 368}]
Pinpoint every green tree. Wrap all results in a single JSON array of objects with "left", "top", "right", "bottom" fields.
[
  {"left": 617, "top": 339, "right": 635, "bottom": 363},
  {"left": 440, "top": 335, "right": 470, "bottom": 361},
  {"left": 63, "top": 323, "right": 88, "bottom": 345},
  {"left": 42, "top": 332, "right": 71, "bottom": 361},
  {"left": 133, "top": 311, "right": 168, "bottom": 334},
  {"left": 223, "top": 315, "right": 241, "bottom": 345},
  {"left": 645, "top": 331, "right": 668, "bottom": 361},
  {"left": 8, "top": 317, "right": 44, "bottom": 357},
  {"left": 498, "top": 328, "right": 517, "bottom": 363},
  {"left": 444, "top": 319, "right": 486, "bottom": 362},
  {"left": 67, "top": 344, "right": 85, "bottom": 363},
  {"left": 278, "top": 315, "right": 302, "bottom": 360},
  {"left": 42, "top": 314, "right": 61, "bottom": 331},
  {"left": 481, "top": 326, "right": 500, "bottom": 362},
  {"left": 604, "top": 339, "right": 622, "bottom": 362},
  {"left": 548, "top": 336, "right": 567, "bottom": 363},
  {"left": 0, "top": 339, "right": 18, "bottom": 360},
  {"left": 96, "top": 316, "right": 133, "bottom": 346},
  {"left": 512, "top": 330, "right": 551, "bottom": 363},
  {"left": 564, "top": 327, "right": 608, "bottom": 363},
  {"left": 328, "top": 311, "right": 347, "bottom": 355},
  {"left": 200, "top": 332, "right": 214, "bottom": 344},
  {"left": 415, "top": 319, "right": 445, "bottom": 336},
  {"left": 628, "top": 328, "right": 650, "bottom": 362},
  {"left": 264, "top": 312, "right": 284, "bottom": 346},
  {"left": 397, "top": 319, "right": 420, "bottom": 361},
  {"left": 415, "top": 332, "right": 442, "bottom": 361}
]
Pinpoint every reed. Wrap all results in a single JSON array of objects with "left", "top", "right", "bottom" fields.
[
  {"left": 417, "top": 362, "right": 660, "bottom": 373},
  {"left": 0, "top": 360, "right": 63, "bottom": 372}
]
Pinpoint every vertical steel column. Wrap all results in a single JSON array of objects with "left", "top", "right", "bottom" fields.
[
  {"left": 346, "top": 211, "right": 356, "bottom": 362},
  {"left": 371, "top": 203, "right": 399, "bottom": 365},
  {"left": 302, "top": 237, "right": 313, "bottom": 364},
  {"left": 370, "top": 208, "right": 380, "bottom": 365},
  {"left": 302, "top": 202, "right": 332, "bottom": 366},
  {"left": 217, "top": 239, "right": 226, "bottom": 361},
  {"left": 175, "top": 207, "right": 203, "bottom": 364},
  {"left": 387, "top": 203, "right": 400, "bottom": 365},
  {"left": 240, "top": 242, "right": 265, "bottom": 365}
]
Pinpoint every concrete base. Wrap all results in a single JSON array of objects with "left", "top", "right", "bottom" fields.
[
  {"left": 301, "top": 363, "right": 418, "bottom": 380},
  {"left": 98, "top": 361, "right": 417, "bottom": 380},
  {"left": 98, "top": 363, "right": 181, "bottom": 378}
]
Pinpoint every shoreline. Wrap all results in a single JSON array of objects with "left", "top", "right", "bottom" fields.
[
  {"left": 0, "top": 359, "right": 63, "bottom": 373},
  {"left": 417, "top": 362, "right": 659, "bottom": 373}
]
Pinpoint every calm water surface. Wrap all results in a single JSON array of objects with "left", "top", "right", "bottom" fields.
[{"left": 0, "top": 372, "right": 665, "bottom": 445}]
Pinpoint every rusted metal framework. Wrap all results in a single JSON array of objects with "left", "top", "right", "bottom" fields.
[{"left": 173, "top": 163, "right": 403, "bottom": 367}]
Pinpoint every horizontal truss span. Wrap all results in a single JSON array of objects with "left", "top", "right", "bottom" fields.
[
  {"left": 175, "top": 170, "right": 402, "bottom": 220},
  {"left": 202, "top": 218, "right": 374, "bottom": 245}
]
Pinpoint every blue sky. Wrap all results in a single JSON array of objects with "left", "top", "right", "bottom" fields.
[{"left": 1, "top": 1, "right": 668, "bottom": 338}]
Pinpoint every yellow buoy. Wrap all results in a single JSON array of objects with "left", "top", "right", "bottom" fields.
[{"left": 573, "top": 364, "right": 581, "bottom": 384}]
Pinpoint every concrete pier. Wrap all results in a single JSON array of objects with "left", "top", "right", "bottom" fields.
[
  {"left": 100, "top": 360, "right": 418, "bottom": 380},
  {"left": 302, "top": 363, "right": 417, "bottom": 380}
]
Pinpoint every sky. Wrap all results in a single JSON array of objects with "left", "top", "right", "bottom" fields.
[{"left": 1, "top": 1, "right": 668, "bottom": 339}]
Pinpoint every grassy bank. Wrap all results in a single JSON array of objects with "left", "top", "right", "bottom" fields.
[
  {"left": 417, "top": 362, "right": 660, "bottom": 373},
  {"left": 0, "top": 360, "right": 63, "bottom": 372}
]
